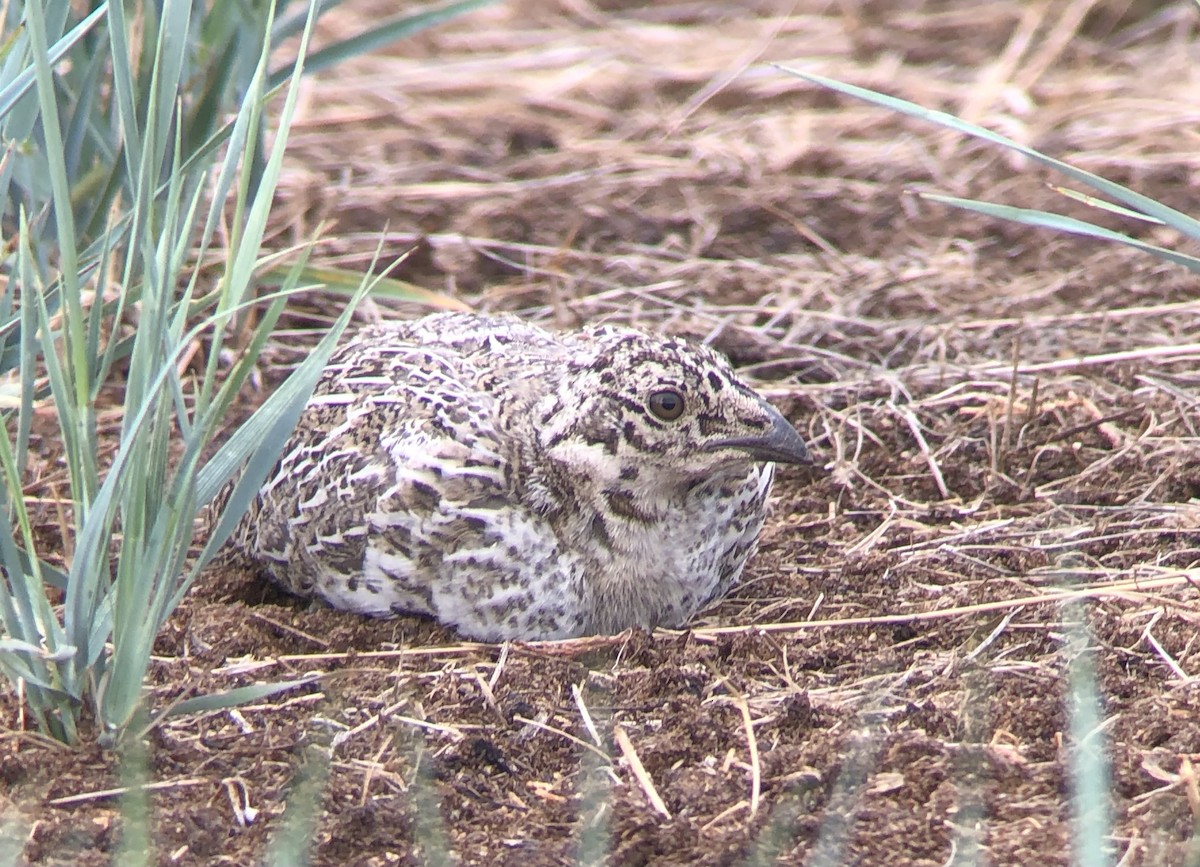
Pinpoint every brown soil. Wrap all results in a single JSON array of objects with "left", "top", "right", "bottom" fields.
[{"left": 6, "top": 1, "right": 1200, "bottom": 865}]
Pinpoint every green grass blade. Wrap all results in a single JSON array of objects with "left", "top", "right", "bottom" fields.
[
  {"left": 20, "top": 553, "right": 68, "bottom": 593},
  {"left": 272, "top": 0, "right": 347, "bottom": 42},
  {"left": 229, "top": 0, "right": 313, "bottom": 275},
  {"left": 114, "top": 721, "right": 152, "bottom": 867},
  {"left": 105, "top": 0, "right": 140, "bottom": 177},
  {"left": 164, "top": 676, "right": 322, "bottom": 718},
  {"left": 59, "top": 40, "right": 105, "bottom": 182},
  {"left": 0, "top": 433, "right": 47, "bottom": 646},
  {"left": 14, "top": 243, "right": 37, "bottom": 476},
  {"left": 0, "top": 416, "right": 76, "bottom": 739},
  {"left": 1061, "top": 574, "right": 1114, "bottom": 867},
  {"left": 150, "top": 0, "right": 191, "bottom": 159},
  {"left": 0, "top": 4, "right": 106, "bottom": 121},
  {"left": 192, "top": 39, "right": 269, "bottom": 302},
  {"left": 195, "top": 273, "right": 373, "bottom": 560},
  {"left": 196, "top": 0, "right": 371, "bottom": 555},
  {"left": 260, "top": 263, "right": 471, "bottom": 309},
  {"left": 264, "top": 746, "right": 329, "bottom": 867},
  {"left": 267, "top": 0, "right": 498, "bottom": 88},
  {"left": 0, "top": 0, "right": 467, "bottom": 750},
  {"left": 0, "top": 816, "right": 27, "bottom": 865},
  {"left": 180, "top": 36, "right": 241, "bottom": 160},
  {"left": 919, "top": 193, "right": 1200, "bottom": 273},
  {"left": 26, "top": 4, "right": 85, "bottom": 408},
  {"left": 1068, "top": 645, "right": 1114, "bottom": 867},
  {"left": 778, "top": 67, "right": 1200, "bottom": 243},
  {"left": 1049, "top": 185, "right": 1164, "bottom": 224}
]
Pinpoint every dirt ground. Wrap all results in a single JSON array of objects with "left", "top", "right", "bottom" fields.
[{"left": 6, "top": 1, "right": 1200, "bottom": 864}]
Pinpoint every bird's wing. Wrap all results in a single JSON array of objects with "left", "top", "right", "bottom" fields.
[{"left": 235, "top": 339, "right": 500, "bottom": 603}]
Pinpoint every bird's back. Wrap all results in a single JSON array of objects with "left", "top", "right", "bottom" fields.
[{"left": 228, "top": 314, "right": 595, "bottom": 637}]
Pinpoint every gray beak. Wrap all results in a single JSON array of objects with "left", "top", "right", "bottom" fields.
[{"left": 708, "top": 402, "right": 813, "bottom": 465}]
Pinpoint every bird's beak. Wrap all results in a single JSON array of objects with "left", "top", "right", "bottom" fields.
[{"left": 707, "top": 402, "right": 813, "bottom": 465}]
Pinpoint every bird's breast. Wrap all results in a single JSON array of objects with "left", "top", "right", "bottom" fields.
[{"left": 577, "top": 463, "right": 773, "bottom": 632}]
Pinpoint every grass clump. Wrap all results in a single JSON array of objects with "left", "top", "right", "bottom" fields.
[
  {"left": 0, "top": 0, "right": 344, "bottom": 746},
  {"left": 0, "top": 0, "right": 491, "bottom": 746}
]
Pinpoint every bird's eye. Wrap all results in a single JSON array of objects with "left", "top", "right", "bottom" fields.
[{"left": 648, "top": 389, "right": 685, "bottom": 421}]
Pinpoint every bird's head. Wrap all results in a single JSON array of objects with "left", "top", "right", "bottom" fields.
[{"left": 536, "top": 326, "right": 812, "bottom": 493}]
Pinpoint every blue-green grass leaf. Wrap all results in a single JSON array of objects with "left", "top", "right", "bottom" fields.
[
  {"left": 268, "top": 0, "right": 499, "bottom": 88},
  {"left": 272, "top": 0, "right": 346, "bottom": 42},
  {"left": 919, "top": 193, "right": 1200, "bottom": 274},
  {"left": 165, "top": 676, "right": 323, "bottom": 717},
  {"left": 1049, "top": 185, "right": 1163, "bottom": 224},
  {"left": 778, "top": 67, "right": 1200, "bottom": 243},
  {"left": 260, "top": 263, "right": 471, "bottom": 310},
  {"left": 0, "top": 4, "right": 106, "bottom": 123}
]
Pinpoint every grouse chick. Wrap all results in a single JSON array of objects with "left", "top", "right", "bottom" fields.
[{"left": 227, "top": 312, "right": 812, "bottom": 640}]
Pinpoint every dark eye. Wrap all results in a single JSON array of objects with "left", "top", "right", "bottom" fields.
[{"left": 648, "top": 389, "right": 685, "bottom": 421}]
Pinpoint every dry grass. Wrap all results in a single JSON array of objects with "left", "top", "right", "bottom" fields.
[{"left": 6, "top": 1, "right": 1200, "bottom": 865}]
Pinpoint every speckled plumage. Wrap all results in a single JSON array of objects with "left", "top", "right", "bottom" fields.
[{"left": 226, "top": 312, "right": 812, "bottom": 640}]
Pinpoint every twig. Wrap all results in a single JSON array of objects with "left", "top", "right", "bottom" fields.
[
  {"left": 687, "top": 572, "right": 1197, "bottom": 638},
  {"left": 47, "top": 778, "right": 208, "bottom": 807},
  {"left": 248, "top": 612, "right": 331, "bottom": 649},
  {"left": 1182, "top": 758, "right": 1200, "bottom": 821},
  {"left": 572, "top": 683, "right": 605, "bottom": 749},
  {"left": 973, "top": 342, "right": 1200, "bottom": 377},
  {"left": 613, "top": 724, "right": 671, "bottom": 819},
  {"left": 964, "top": 610, "right": 1017, "bottom": 662},
  {"left": 891, "top": 402, "right": 950, "bottom": 499},
  {"left": 514, "top": 715, "right": 614, "bottom": 765},
  {"left": 1000, "top": 335, "right": 1021, "bottom": 474},
  {"left": 1051, "top": 405, "right": 1140, "bottom": 448},
  {"left": 699, "top": 800, "right": 749, "bottom": 832},
  {"left": 1140, "top": 610, "right": 1191, "bottom": 681},
  {"left": 223, "top": 777, "right": 258, "bottom": 827},
  {"left": 487, "top": 641, "right": 510, "bottom": 693},
  {"left": 734, "top": 695, "right": 761, "bottom": 818},
  {"left": 392, "top": 715, "right": 465, "bottom": 742}
]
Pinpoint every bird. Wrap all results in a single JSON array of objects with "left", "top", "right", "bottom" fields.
[{"left": 225, "top": 312, "right": 813, "bottom": 641}]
